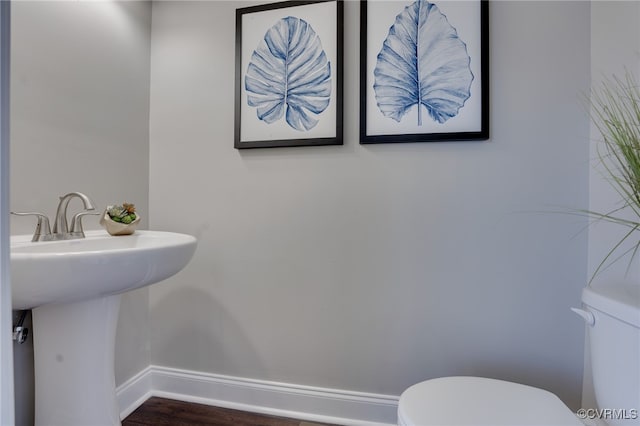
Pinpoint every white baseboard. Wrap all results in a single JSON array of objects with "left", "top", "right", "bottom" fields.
[
  {"left": 116, "top": 367, "right": 154, "bottom": 420},
  {"left": 116, "top": 365, "right": 399, "bottom": 426}
]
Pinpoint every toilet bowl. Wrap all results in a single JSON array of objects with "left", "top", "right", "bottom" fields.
[
  {"left": 398, "top": 281, "right": 640, "bottom": 426},
  {"left": 398, "top": 376, "right": 582, "bottom": 426}
]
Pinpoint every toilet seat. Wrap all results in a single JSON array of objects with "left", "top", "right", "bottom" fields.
[{"left": 398, "top": 376, "right": 583, "bottom": 426}]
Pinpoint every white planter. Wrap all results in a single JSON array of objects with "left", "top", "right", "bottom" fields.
[{"left": 99, "top": 208, "right": 141, "bottom": 236}]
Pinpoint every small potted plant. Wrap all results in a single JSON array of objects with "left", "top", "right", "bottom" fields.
[{"left": 100, "top": 202, "right": 141, "bottom": 236}]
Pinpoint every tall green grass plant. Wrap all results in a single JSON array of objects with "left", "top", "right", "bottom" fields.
[{"left": 588, "top": 72, "right": 640, "bottom": 281}]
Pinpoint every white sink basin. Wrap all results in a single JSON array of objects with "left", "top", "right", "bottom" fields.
[
  {"left": 11, "top": 229, "right": 197, "bottom": 309},
  {"left": 10, "top": 229, "right": 197, "bottom": 425}
]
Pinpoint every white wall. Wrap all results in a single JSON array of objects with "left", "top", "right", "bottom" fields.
[
  {"left": 10, "top": 2, "right": 151, "bottom": 424},
  {"left": 148, "top": 0, "right": 590, "bottom": 410}
]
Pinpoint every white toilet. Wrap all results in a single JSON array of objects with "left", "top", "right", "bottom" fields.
[{"left": 398, "top": 281, "right": 640, "bottom": 426}]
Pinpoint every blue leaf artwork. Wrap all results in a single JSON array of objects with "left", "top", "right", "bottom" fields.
[
  {"left": 374, "top": 0, "right": 473, "bottom": 126},
  {"left": 245, "top": 16, "right": 331, "bottom": 132}
]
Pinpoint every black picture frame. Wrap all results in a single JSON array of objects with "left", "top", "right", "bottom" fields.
[
  {"left": 360, "top": 0, "right": 489, "bottom": 144},
  {"left": 235, "top": 0, "right": 344, "bottom": 149}
]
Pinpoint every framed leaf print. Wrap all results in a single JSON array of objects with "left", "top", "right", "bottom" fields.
[
  {"left": 235, "top": 0, "right": 344, "bottom": 149},
  {"left": 360, "top": 0, "right": 489, "bottom": 144}
]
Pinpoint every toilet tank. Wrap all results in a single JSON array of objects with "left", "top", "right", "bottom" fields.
[{"left": 582, "top": 281, "right": 640, "bottom": 425}]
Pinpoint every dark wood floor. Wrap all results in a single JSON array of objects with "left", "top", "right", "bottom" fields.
[{"left": 122, "top": 397, "right": 341, "bottom": 426}]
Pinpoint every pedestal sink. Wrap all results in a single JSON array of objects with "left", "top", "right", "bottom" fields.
[{"left": 11, "top": 230, "right": 197, "bottom": 426}]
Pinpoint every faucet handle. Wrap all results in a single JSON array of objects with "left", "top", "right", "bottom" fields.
[
  {"left": 70, "top": 211, "right": 100, "bottom": 237},
  {"left": 11, "top": 211, "right": 53, "bottom": 242}
]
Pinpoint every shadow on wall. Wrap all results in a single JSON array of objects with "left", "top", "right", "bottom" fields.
[
  {"left": 152, "top": 286, "right": 318, "bottom": 408},
  {"left": 151, "top": 285, "right": 271, "bottom": 380}
]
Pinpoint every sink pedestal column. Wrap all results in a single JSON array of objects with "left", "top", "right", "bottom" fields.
[{"left": 32, "top": 294, "right": 123, "bottom": 426}]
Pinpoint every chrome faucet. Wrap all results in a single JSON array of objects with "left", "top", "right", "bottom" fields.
[
  {"left": 52, "top": 192, "right": 96, "bottom": 235},
  {"left": 12, "top": 192, "right": 99, "bottom": 241}
]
